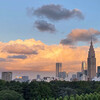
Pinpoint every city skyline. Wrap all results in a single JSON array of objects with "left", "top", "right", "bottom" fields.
[
  {"left": 0, "top": 0, "right": 100, "bottom": 72},
  {"left": 0, "top": 41, "right": 98, "bottom": 81}
]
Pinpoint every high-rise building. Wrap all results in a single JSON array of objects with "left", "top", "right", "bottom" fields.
[
  {"left": 77, "top": 72, "right": 83, "bottom": 81},
  {"left": 71, "top": 74, "right": 77, "bottom": 81},
  {"left": 84, "top": 70, "right": 87, "bottom": 76},
  {"left": 2, "top": 72, "right": 12, "bottom": 81},
  {"left": 87, "top": 40, "right": 96, "bottom": 80},
  {"left": 82, "top": 61, "right": 87, "bottom": 73},
  {"left": 59, "top": 71, "right": 66, "bottom": 79},
  {"left": 97, "top": 66, "right": 100, "bottom": 77},
  {"left": 22, "top": 76, "right": 29, "bottom": 82},
  {"left": 37, "top": 75, "right": 41, "bottom": 79},
  {"left": 56, "top": 63, "right": 62, "bottom": 77}
]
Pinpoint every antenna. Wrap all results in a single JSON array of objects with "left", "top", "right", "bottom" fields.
[{"left": 91, "top": 35, "right": 93, "bottom": 45}]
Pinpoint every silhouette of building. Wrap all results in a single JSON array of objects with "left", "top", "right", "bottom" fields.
[
  {"left": 2, "top": 72, "right": 12, "bottom": 81},
  {"left": 56, "top": 63, "right": 62, "bottom": 77},
  {"left": 37, "top": 75, "right": 41, "bottom": 79},
  {"left": 59, "top": 71, "right": 66, "bottom": 79},
  {"left": 87, "top": 40, "right": 96, "bottom": 80},
  {"left": 77, "top": 72, "right": 83, "bottom": 81},
  {"left": 22, "top": 76, "right": 29, "bottom": 82},
  {"left": 71, "top": 74, "right": 77, "bottom": 81},
  {"left": 97, "top": 66, "right": 100, "bottom": 77},
  {"left": 82, "top": 61, "right": 87, "bottom": 73},
  {"left": 84, "top": 70, "right": 87, "bottom": 76}
]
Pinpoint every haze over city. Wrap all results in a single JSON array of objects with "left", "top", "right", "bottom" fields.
[{"left": 0, "top": 0, "right": 100, "bottom": 74}]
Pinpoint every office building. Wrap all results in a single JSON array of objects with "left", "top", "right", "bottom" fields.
[
  {"left": 82, "top": 61, "right": 87, "bottom": 73},
  {"left": 97, "top": 66, "right": 100, "bottom": 77},
  {"left": 37, "top": 75, "right": 41, "bottom": 79},
  {"left": 2, "top": 72, "right": 12, "bottom": 81},
  {"left": 59, "top": 71, "right": 66, "bottom": 79},
  {"left": 56, "top": 63, "right": 62, "bottom": 77},
  {"left": 83, "top": 70, "right": 87, "bottom": 76},
  {"left": 22, "top": 76, "right": 29, "bottom": 82},
  {"left": 77, "top": 72, "right": 83, "bottom": 81}
]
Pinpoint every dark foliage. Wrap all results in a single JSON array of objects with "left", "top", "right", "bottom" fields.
[{"left": 0, "top": 80, "right": 100, "bottom": 100}]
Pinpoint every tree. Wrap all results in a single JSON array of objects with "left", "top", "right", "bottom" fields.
[
  {"left": 92, "top": 95, "right": 98, "bottom": 100},
  {"left": 59, "top": 96, "right": 63, "bottom": 100},
  {"left": 69, "top": 96, "right": 74, "bottom": 100},
  {"left": 0, "top": 90, "right": 24, "bottom": 100},
  {"left": 75, "top": 94, "right": 80, "bottom": 100},
  {"left": 63, "top": 96, "right": 68, "bottom": 100},
  {"left": 48, "top": 97, "right": 55, "bottom": 100},
  {"left": 84, "top": 96, "right": 89, "bottom": 100}
]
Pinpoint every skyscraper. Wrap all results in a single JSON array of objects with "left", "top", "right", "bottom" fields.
[
  {"left": 82, "top": 61, "right": 86, "bottom": 73},
  {"left": 2, "top": 72, "right": 12, "bottom": 81},
  {"left": 56, "top": 63, "right": 62, "bottom": 77},
  {"left": 97, "top": 66, "right": 100, "bottom": 77},
  {"left": 77, "top": 72, "right": 83, "bottom": 81},
  {"left": 22, "top": 76, "right": 29, "bottom": 82},
  {"left": 87, "top": 40, "right": 96, "bottom": 80}
]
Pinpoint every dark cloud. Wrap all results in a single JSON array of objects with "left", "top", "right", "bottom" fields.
[
  {"left": 35, "top": 20, "right": 56, "bottom": 33},
  {"left": 60, "top": 38, "right": 75, "bottom": 45},
  {"left": 0, "top": 58, "right": 6, "bottom": 62},
  {"left": 0, "top": 58, "right": 13, "bottom": 62},
  {"left": 8, "top": 55, "right": 27, "bottom": 59},
  {"left": 2, "top": 44, "right": 38, "bottom": 55},
  {"left": 60, "top": 29, "right": 100, "bottom": 45},
  {"left": 33, "top": 4, "right": 84, "bottom": 21}
]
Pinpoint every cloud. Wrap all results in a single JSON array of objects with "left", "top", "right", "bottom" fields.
[
  {"left": 34, "top": 20, "right": 56, "bottom": 33},
  {"left": 33, "top": 4, "right": 84, "bottom": 21},
  {"left": 60, "top": 38, "right": 75, "bottom": 45},
  {"left": 60, "top": 29, "right": 100, "bottom": 45},
  {"left": 0, "top": 58, "right": 13, "bottom": 62},
  {"left": 0, "top": 38, "right": 100, "bottom": 73},
  {"left": 2, "top": 44, "right": 38, "bottom": 55},
  {"left": 0, "top": 58, "right": 6, "bottom": 62},
  {"left": 8, "top": 55, "right": 27, "bottom": 59}
]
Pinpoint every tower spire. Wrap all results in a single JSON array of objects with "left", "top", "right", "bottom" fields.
[
  {"left": 91, "top": 35, "right": 93, "bottom": 45},
  {"left": 87, "top": 36, "right": 96, "bottom": 80}
]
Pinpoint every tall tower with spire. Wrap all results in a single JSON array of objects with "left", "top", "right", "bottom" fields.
[{"left": 87, "top": 39, "right": 96, "bottom": 80}]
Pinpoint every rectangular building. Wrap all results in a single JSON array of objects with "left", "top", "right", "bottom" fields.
[
  {"left": 97, "top": 66, "right": 100, "bottom": 77},
  {"left": 2, "top": 72, "right": 12, "bottom": 81},
  {"left": 56, "top": 63, "right": 62, "bottom": 77}
]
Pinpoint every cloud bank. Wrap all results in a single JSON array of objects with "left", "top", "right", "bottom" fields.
[
  {"left": 0, "top": 38, "right": 100, "bottom": 72},
  {"left": 8, "top": 55, "right": 27, "bottom": 59},
  {"left": 60, "top": 29, "right": 100, "bottom": 45}
]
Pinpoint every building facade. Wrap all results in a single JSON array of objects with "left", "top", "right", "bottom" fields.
[
  {"left": 82, "top": 61, "right": 87, "bottom": 73},
  {"left": 97, "top": 66, "right": 100, "bottom": 77},
  {"left": 77, "top": 72, "right": 83, "bottom": 81},
  {"left": 2, "top": 72, "right": 12, "bottom": 81},
  {"left": 59, "top": 71, "right": 66, "bottom": 79},
  {"left": 87, "top": 40, "right": 96, "bottom": 80},
  {"left": 22, "top": 76, "right": 29, "bottom": 82},
  {"left": 56, "top": 63, "right": 62, "bottom": 77}
]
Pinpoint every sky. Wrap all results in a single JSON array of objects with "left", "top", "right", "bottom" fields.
[{"left": 0, "top": 0, "right": 100, "bottom": 72}]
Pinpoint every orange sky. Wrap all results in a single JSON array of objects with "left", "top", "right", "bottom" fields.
[{"left": 0, "top": 38, "right": 100, "bottom": 72}]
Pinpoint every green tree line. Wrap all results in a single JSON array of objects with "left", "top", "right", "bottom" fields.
[
  {"left": 46, "top": 92, "right": 100, "bottom": 100},
  {"left": 0, "top": 80, "right": 100, "bottom": 100}
]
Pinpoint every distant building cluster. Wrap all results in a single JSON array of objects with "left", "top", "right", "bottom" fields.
[
  {"left": 0, "top": 72, "right": 29, "bottom": 82},
  {"left": 55, "top": 40, "right": 100, "bottom": 81},
  {"left": 0, "top": 40, "right": 100, "bottom": 82}
]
